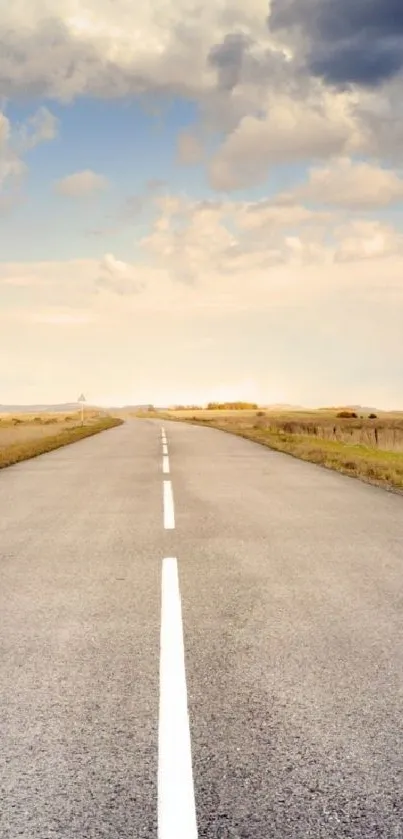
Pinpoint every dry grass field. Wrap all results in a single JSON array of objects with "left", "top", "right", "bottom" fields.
[
  {"left": 135, "top": 406, "right": 403, "bottom": 492},
  {"left": 0, "top": 410, "right": 123, "bottom": 469}
]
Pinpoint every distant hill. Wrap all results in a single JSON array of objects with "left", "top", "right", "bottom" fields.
[
  {"left": 345, "top": 405, "right": 382, "bottom": 413},
  {"left": 111, "top": 404, "right": 154, "bottom": 411},
  {"left": 262, "top": 404, "right": 307, "bottom": 411},
  {"left": 0, "top": 403, "right": 91, "bottom": 414}
]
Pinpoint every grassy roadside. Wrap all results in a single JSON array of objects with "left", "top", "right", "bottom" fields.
[
  {"left": 137, "top": 409, "right": 403, "bottom": 493},
  {"left": 214, "top": 425, "right": 403, "bottom": 492},
  {"left": 0, "top": 416, "right": 123, "bottom": 470}
]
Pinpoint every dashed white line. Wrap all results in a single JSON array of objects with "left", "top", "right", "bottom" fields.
[
  {"left": 163, "top": 480, "right": 175, "bottom": 529},
  {"left": 158, "top": 558, "right": 198, "bottom": 839},
  {"left": 163, "top": 455, "right": 170, "bottom": 475},
  {"left": 162, "top": 443, "right": 168, "bottom": 456}
]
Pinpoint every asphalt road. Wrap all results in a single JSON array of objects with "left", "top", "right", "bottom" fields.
[{"left": 1, "top": 418, "right": 403, "bottom": 838}]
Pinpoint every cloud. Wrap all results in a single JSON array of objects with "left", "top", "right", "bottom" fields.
[
  {"left": 1, "top": 3, "right": 403, "bottom": 408},
  {"left": 55, "top": 170, "right": 109, "bottom": 197},
  {"left": 0, "top": 0, "right": 393, "bottom": 187},
  {"left": 208, "top": 32, "right": 253, "bottom": 91},
  {"left": 269, "top": 0, "right": 403, "bottom": 88},
  {"left": 0, "top": 112, "right": 9, "bottom": 145},
  {"left": 0, "top": 2, "right": 338, "bottom": 126},
  {"left": 235, "top": 198, "right": 328, "bottom": 229},
  {"left": 0, "top": 253, "right": 148, "bottom": 338},
  {"left": 2, "top": 222, "right": 403, "bottom": 407},
  {"left": 334, "top": 220, "right": 403, "bottom": 262},
  {"left": 0, "top": 3, "right": 272, "bottom": 103},
  {"left": 310, "top": 41, "right": 403, "bottom": 90},
  {"left": 18, "top": 107, "right": 59, "bottom": 151},
  {"left": 291, "top": 158, "right": 403, "bottom": 208},
  {"left": 2, "top": 214, "right": 403, "bottom": 325},
  {"left": 85, "top": 180, "right": 165, "bottom": 237},
  {"left": 0, "top": 106, "right": 58, "bottom": 202},
  {"left": 96, "top": 253, "right": 146, "bottom": 295},
  {"left": 208, "top": 91, "right": 362, "bottom": 190},
  {"left": 0, "top": 113, "right": 26, "bottom": 189},
  {"left": 0, "top": 152, "right": 26, "bottom": 190},
  {"left": 141, "top": 192, "right": 403, "bottom": 288}
]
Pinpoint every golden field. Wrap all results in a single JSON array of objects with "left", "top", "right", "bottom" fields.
[
  {"left": 135, "top": 406, "right": 403, "bottom": 492},
  {"left": 0, "top": 411, "right": 123, "bottom": 469}
]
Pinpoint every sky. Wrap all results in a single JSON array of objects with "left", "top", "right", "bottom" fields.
[{"left": 1, "top": 0, "right": 403, "bottom": 408}]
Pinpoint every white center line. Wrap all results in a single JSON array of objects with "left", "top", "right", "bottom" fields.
[
  {"left": 162, "top": 454, "right": 170, "bottom": 475},
  {"left": 158, "top": 558, "right": 198, "bottom": 839},
  {"left": 162, "top": 443, "right": 168, "bottom": 456},
  {"left": 163, "top": 480, "right": 175, "bottom": 529}
]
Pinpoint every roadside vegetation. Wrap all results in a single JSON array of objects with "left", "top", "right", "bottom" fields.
[
  {"left": 0, "top": 411, "right": 123, "bottom": 469},
  {"left": 136, "top": 405, "right": 403, "bottom": 492}
]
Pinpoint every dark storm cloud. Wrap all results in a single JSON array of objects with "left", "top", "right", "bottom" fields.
[
  {"left": 208, "top": 32, "right": 253, "bottom": 90},
  {"left": 310, "top": 39, "right": 403, "bottom": 87},
  {"left": 269, "top": 0, "right": 403, "bottom": 87}
]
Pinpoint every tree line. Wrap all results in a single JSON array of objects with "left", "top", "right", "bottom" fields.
[{"left": 207, "top": 402, "right": 258, "bottom": 410}]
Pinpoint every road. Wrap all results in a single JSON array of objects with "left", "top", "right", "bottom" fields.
[{"left": 1, "top": 418, "right": 403, "bottom": 838}]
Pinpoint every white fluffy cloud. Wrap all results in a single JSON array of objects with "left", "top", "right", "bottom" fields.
[
  {"left": 208, "top": 90, "right": 364, "bottom": 190},
  {"left": 1, "top": 227, "right": 402, "bottom": 327},
  {"left": 55, "top": 170, "right": 109, "bottom": 197},
  {"left": 293, "top": 157, "right": 403, "bottom": 208},
  {"left": 96, "top": 253, "right": 145, "bottom": 295},
  {"left": 137, "top": 192, "right": 403, "bottom": 295}
]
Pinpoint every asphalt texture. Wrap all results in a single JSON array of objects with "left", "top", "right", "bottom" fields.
[{"left": 1, "top": 418, "right": 403, "bottom": 838}]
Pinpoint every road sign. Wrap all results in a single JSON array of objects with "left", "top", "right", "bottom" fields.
[{"left": 77, "top": 394, "right": 86, "bottom": 425}]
